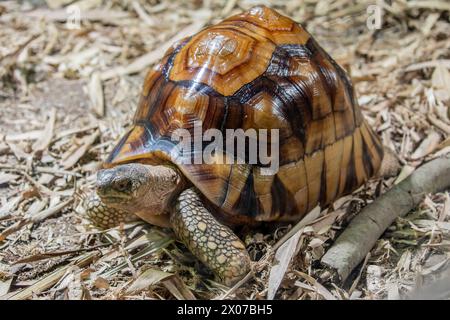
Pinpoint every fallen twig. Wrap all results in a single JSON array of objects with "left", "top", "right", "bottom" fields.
[
  {"left": 0, "top": 199, "right": 73, "bottom": 242},
  {"left": 0, "top": 164, "right": 82, "bottom": 177},
  {"left": 5, "top": 251, "right": 99, "bottom": 300},
  {"left": 217, "top": 206, "right": 321, "bottom": 299},
  {"left": 13, "top": 243, "right": 110, "bottom": 265},
  {"left": 100, "top": 20, "right": 206, "bottom": 80},
  {"left": 320, "top": 155, "right": 450, "bottom": 283}
]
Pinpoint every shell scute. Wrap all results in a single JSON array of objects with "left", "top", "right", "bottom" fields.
[{"left": 170, "top": 26, "right": 275, "bottom": 96}]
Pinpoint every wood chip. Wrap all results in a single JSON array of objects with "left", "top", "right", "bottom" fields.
[
  {"left": 61, "top": 130, "right": 99, "bottom": 169},
  {"left": 88, "top": 72, "right": 104, "bottom": 117},
  {"left": 32, "top": 108, "right": 56, "bottom": 154},
  {"left": 5, "top": 130, "right": 44, "bottom": 142},
  {"left": 0, "top": 173, "right": 19, "bottom": 185},
  {"left": 100, "top": 20, "right": 207, "bottom": 80},
  {"left": 439, "top": 193, "right": 450, "bottom": 222},
  {"left": 428, "top": 112, "right": 450, "bottom": 135},
  {"left": 407, "top": 1, "right": 450, "bottom": 11},
  {"left": 432, "top": 63, "right": 450, "bottom": 101},
  {"left": 410, "top": 130, "right": 441, "bottom": 159},
  {"left": 405, "top": 59, "right": 450, "bottom": 72}
]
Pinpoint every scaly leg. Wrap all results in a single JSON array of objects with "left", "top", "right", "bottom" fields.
[
  {"left": 83, "top": 192, "right": 137, "bottom": 229},
  {"left": 171, "top": 188, "right": 251, "bottom": 286}
]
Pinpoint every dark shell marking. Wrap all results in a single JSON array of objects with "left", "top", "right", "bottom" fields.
[{"left": 105, "top": 6, "right": 384, "bottom": 224}]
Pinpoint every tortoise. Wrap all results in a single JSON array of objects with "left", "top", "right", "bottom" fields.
[{"left": 84, "top": 5, "right": 385, "bottom": 286}]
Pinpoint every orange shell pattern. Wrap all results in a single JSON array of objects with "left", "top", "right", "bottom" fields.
[{"left": 105, "top": 6, "right": 384, "bottom": 224}]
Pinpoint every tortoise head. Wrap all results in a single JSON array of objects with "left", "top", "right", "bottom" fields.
[{"left": 96, "top": 163, "right": 181, "bottom": 216}]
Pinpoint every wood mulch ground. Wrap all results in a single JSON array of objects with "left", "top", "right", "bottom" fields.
[{"left": 0, "top": 0, "right": 449, "bottom": 300}]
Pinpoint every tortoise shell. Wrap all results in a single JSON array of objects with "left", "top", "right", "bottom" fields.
[{"left": 105, "top": 6, "right": 384, "bottom": 223}]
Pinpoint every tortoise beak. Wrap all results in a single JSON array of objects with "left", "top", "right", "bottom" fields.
[{"left": 96, "top": 169, "right": 132, "bottom": 201}]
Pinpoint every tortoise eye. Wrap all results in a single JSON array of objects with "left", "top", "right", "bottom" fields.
[{"left": 115, "top": 179, "right": 132, "bottom": 192}]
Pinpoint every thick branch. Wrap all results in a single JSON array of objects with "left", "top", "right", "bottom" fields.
[{"left": 320, "top": 155, "right": 450, "bottom": 283}]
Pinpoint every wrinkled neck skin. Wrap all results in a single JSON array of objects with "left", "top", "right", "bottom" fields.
[
  {"left": 97, "top": 164, "right": 183, "bottom": 228},
  {"left": 132, "top": 166, "right": 182, "bottom": 228}
]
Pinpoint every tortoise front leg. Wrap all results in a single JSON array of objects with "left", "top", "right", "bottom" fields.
[
  {"left": 171, "top": 188, "right": 251, "bottom": 286},
  {"left": 83, "top": 192, "right": 136, "bottom": 229}
]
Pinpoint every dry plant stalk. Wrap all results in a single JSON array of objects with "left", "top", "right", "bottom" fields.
[{"left": 6, "top": 251, "right": 99, "bottom": 300}]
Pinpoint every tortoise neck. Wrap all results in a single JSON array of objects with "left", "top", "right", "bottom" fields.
[{"left": 139, "top": 164, "right": 182, "bottom": 211}]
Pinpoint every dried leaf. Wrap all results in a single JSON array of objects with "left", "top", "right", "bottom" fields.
[
  {"left": 439, "top": 193, "right": 450, "bottom": 222},
  {"left": 26, "top": 199, "right": 48, "bottom": 216},
  {"left": 163, "top": 277, "right": 196, "bottom": 300},
  {"left": 432, "top": 64, "right": 450, "bottom": 102},
  {"left": 414, "top": 219, "right": 450, "bottom": 231},
  {"left": 88, "top": 72, "right": 104, "bottom": 117},
  {"left": 7, "top": 252, "right": 98, "bottom": 300},
  {"left": 126, "top": 268, "right": 173, "bottom": 294},
  {"left": 100, "top": 233, "right": 173, "bottom": 279},
  {"left": 394, "top": 165, "right": 415, "bottom": 184},
  {"left": 267, "top": 228, "right": 303, "bottom": 299},
  {"left": 0, "top": 198, "right": 72, "bottom": 242},
  {"left": 411, "top": 131, "right": 441, "bottom": 159},
  {"left": 0, "top": 278, "right": 13, "bottom": 297},
  {"left": 308, "top": 238, "right": 324, "bottom": 248},
  {"left": 6, "top": 142, "right": 30, "bottom": 160},
  {"left": 428, "top": 113, "right": 450, "bottom": 135},
  {"left": 31, "top": 198, "right": 73, "bottom": 222},
  {"left": 14, "top": 245, "right": 102, "bottom": 265},
  {"left": 93, "top": 277, "right": 110, "bottom": 290},
  {"left": 61, "top": 130, "right": 99, "bottom": 169},
  {"left": 296, "top": 271, "right": 337, "bottom": 300},
  {"left": 32, "top": 108, "right": 56, "bottom": 153}
]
